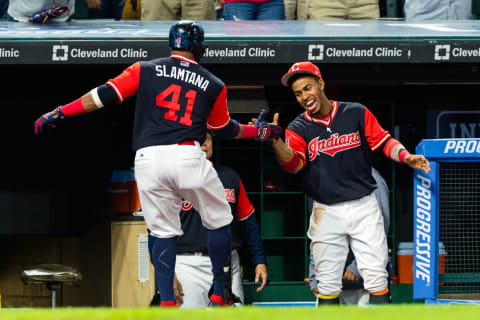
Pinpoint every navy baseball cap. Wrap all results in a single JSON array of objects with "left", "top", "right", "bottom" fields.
[{"left": 281, "top": 61, "right": 322, "bottom": 87}]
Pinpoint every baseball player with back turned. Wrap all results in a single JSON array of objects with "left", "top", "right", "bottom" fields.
[
  {"left": 34, "top": 20, "right": 281, "bottom": 307},
  {"left": 264, "top": 61, "right": 430, "bottom": 305}
]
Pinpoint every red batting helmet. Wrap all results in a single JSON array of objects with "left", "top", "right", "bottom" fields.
[{"left": 281, "top": 61, "right": 322, "bottom": 87}]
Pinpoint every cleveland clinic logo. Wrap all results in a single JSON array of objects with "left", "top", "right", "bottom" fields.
[
  {"left": 52, "top": 45, "right": 69, "bottom": 61},
  {"left": 434, "top": 44, "right": 450, "bottom": 61},
  {"left": 308, "top": 44, "right": 324, "bottom": 61}
]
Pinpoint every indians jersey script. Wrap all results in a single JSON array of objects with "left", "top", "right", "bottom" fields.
[
  {"left": 106, "top": 55, "right": 231, "bottom": 151},
  {"left": 286, "top": 101, "right": 391, "bottom": 204},
  {"left": 176, "top": 165, "right": 254, "bottom": 252}
]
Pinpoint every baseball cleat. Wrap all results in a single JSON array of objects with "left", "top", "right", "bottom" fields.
[
  {"left": 160, "top": 300, "right": 179, "bottom": 307},
  {"left": 208, "top": 294, "right": 233, "bottom": 307}
]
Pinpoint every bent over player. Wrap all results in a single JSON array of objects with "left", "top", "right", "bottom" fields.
[
  {"left": 173, "top": 130, "right": 267, "bottom": 308},
  {"left": 267, "top": 61, "right": 429, "bottom": 305},
  {"left": 34, "top": 21, "right": 281, "bottom": 307}
]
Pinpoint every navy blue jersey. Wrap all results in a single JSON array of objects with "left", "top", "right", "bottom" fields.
[
  {"left": 286, "top": 101, "right": 391, "bottom": 204},
  {"left": 176, "top": 165, "right": 254, "bottom": 252},
  {"left": 105, "top": 55, "right": 232, "bottom": 151}
]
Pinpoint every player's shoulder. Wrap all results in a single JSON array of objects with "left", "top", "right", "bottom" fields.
[
  {"left": 196, "top": 64, "right": 225, "bottom": 88},
  {"left": 216, "top": 165, "right": 239, "bottom": 179},
  {"left": 338, "top": 101, "right": 366, "bottom": 113},
  {"left": 216, "top": 165, "right": 242, "bottom": 189},
  {"left": 151, "top": 57, "right": 169, "bottom": 64},
  {"left": 138, "top": 57, "right": 169, "bottom": 67}
]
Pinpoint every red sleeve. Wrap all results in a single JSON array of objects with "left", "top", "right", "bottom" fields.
[
  {"left": 285, "top": 128, "right": 307, "bottom": 162},
  {"left": 207, "top": 86, "right": 231, "bottom": 129},
  {"left": 237, "top": 179, "right": 254, "bottom": 221},
  {"left": 106, "top": 62, "right": 141, "bottom": 103},
  {"left": 364, "top": 108, "right": 391, "bottom": 151}
]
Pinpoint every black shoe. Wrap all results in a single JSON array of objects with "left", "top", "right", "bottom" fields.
[
  {"left": 150, "top": 291, "right": 160, "bottom": 306},
  {"left": 316, "top": 296, "right": 340, "bottom": 306},
  {"left": 369, "top": 292, "right": 391, "bottom": 305}
]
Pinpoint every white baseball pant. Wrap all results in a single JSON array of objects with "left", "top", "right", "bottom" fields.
[
  {"left": 309, "top": 192, "right": 388, "bottom": 296},
  {"left": 134, "top": 142, "right": 233, "bottom": 238},
  {"left": 175, "top": 249, "right": 244, "bottom": 308}
]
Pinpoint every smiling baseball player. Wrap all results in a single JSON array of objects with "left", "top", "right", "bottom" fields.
[{"left": 266, "top": 61, "right": 430, "bottom": 305}]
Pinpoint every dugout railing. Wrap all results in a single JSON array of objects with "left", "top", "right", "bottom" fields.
[{"left": 413, "top": 138, "right": 480, "bottom": 304}]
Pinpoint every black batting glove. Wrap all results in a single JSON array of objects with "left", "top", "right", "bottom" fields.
[
  {"left": 34, "top": 107, "right": 65, "bottom": 135},
  {"left": 253, "top": 109, "right": 282, "bottom": 142}
]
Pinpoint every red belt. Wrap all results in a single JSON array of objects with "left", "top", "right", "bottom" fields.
[{"left": 178, "top": 140, "right": 195, "bottom": 146}]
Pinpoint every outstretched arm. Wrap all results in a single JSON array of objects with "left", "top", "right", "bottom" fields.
[
  {"left": 207, "top": 87, "right": 281, "bottom": 141},
  {"left": 34, "top": 91, "right": 100, "bottom": 135},
  {"left": 381, "top": 138, "right": 430, "bottom": 173},
  {"left": 34, "top": 62, "right": 141, "bottom": 135},
  {"left": 213, "top": 109, "right": 282, "bottom": 141},
  {"left": 61, "top": 92, "right": 99, "bottom": 114},
  {"left": 362, "top": 107, "right": 430, "bottom": 174}
]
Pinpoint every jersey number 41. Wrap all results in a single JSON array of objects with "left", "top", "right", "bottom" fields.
[{"left": 157, "top": 84, "right": 197, "bottom": 127}]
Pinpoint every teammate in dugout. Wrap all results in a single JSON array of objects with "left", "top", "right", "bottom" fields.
[
  {"left": 265, "top": 61, "right": 430, "bottom": 305},
  {"left": 172, "top": 129, "right": 267, "bottom": 308},
  {"left": 33, "top": 20, "right": 281, "bottom": 307}
]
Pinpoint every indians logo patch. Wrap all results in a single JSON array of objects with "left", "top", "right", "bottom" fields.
[
  {"left": 225, "top": 189, "right": 235, "bottom": 203},
  {"left": 308, "top": 132, "right": 361, "bottom": 160},
  {"left": 181, "top": 201, "right": 193, "bottom": 211}
]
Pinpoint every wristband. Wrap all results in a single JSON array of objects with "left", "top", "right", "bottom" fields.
[
  {"left": 239, "top": 124, "right": 257, "bottom": 139},
  {"left": 398, "top": 149, "right": 410, "bottom": 163},
  {"left": 382, "top": 138, "right": 401, "bottom": 158},
  {"left": 279, "top": 153, "right": 301, "bottom": 173},
  {"left": 59, "top": 97, "right": 86, "bottom": 117}
]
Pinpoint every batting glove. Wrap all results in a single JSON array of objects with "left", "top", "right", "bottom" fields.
[
  {"left": 30, "top": 6, "right": 69, "bottom": 24},
  {"left": 254, "top": 109, "right": 282, "bottom": 142},
  {"left": 34, "top": 107, "right": 65, "bottom": 135}
]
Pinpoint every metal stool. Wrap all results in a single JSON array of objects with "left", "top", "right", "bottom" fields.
[{"left": 21, "top": 264, "right": 82, "bottom": 308}]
